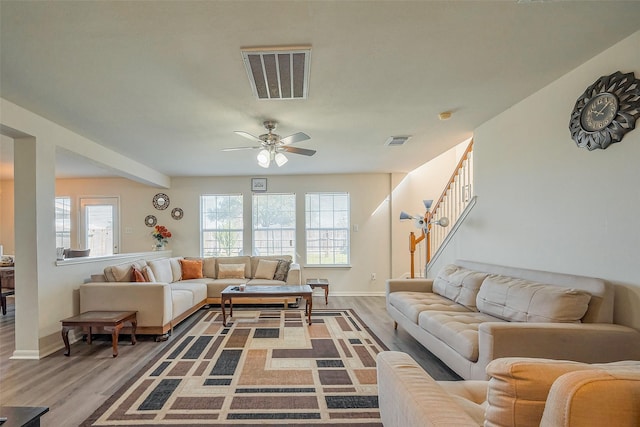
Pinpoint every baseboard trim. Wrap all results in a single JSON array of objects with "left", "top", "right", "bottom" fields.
[{"left": 10, "top": 349, "right": 40, "bottom": 360}]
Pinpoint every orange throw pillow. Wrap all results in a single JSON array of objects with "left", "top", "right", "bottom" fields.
[
  {"left": 132, "top": 266, "right": 146, "bottom": 282},
  {"left": 180, "top": 258, "right": 204, "bottom": 280}
]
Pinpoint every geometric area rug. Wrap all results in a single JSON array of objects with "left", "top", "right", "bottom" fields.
[{"left": 82, "top": 308, "right": 387, "bottom": 426}]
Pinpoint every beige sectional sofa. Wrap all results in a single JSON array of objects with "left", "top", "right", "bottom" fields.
[
  {"left": 80, "top": 255, "right": 301, "bottom": 336},
  {"left": 377, "top": 351, "right": 640, "bottom": 427},
  {"left": 386, "top": 260, "right": 640, "bottom": 380}
]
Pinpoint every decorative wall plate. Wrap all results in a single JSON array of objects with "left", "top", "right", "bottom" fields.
[
  {"left": 153, "top": 193, "right": 170, "bottom": 210},
  {"left": 144, "top": 215, "right": 157, "bottom": 227},
  {"left": 171, "top": 207, "right": 184, "bottom": 220},
  {"left": 569, "top": 71, "right": 640, "bottom": 150}
]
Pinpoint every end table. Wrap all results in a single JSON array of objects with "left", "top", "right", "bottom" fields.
[{"left": 306, "top": 278, "right": 330, "bottom": 305}]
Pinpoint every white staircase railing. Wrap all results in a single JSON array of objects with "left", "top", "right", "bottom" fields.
[{"left": 427, "top": 140, "right": 474, "bottom": 264}]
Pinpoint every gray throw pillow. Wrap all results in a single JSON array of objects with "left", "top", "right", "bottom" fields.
[{"left": 273, "top": 259, "right": 292, "bottom": 281}]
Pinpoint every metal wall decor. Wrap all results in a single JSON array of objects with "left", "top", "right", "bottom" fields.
[
  {"left": 171, "top": 207, "right": 184, "bottom": 220},
  {"left": 144, "top": 215, "right": 157, "bottom": 227},
  {"left": 569, "top": 71, "right": 640, "bottom": 150},
  {"left": 153, "top": 193, "right": 170, "bottom": 210}
]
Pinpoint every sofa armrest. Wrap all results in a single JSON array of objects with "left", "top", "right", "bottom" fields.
[
  {"left": 540, "top": 368, "right": 640, "bottom": 427},
  {"left": 386, "top": 278, "right": 434, "bottom": 295},
  {"left": 377, "top": 351, "right": 480, "bottom": 427},
  {"left": 79, "top": 282, "right": 173, "bottom": 328},
  {"left": 286, "top": 263, "right": 301, "bottom": 285},
  {"left": 478, "top": 322, "right": 640, "bottom": 369}
]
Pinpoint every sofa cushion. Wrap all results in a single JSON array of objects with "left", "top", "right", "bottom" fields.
[
  {"left": 273, "top": 259, "right": 292, "bottom": 281},
  {"left": 476, "top": 275, "right": 592, "bottom": 323},
  {"left": 216, "top": 256, "right": 251, "bottom": 278},
  {"left": 418, "top": 311, "right": 504, "bottom": 362},
  {"left": 148, "top": 258, "right": 174, "bottom": 283},
  {"left": 171, "top": 289, "right": 194, "bottom": 318},
  {"left": 388, "top": 291, "right": 471, "bottom": 324},
  {"left": 484, "top": 358, "right": 595, "bottom": 427},
  {"left": 203, "top": 257, "right": 216, "bottom": 278},
  {"left": 142, "top": 265, "right": 156, "bottom": 282},
  {"left": 254, "top": 259, "right": 279, "bottom": 279},
  {"left": 433, "top": 264, "right": 489, "bottom": 311},
  {"left": 218, "top": 263, "right": 246, "bottom": 279},
  {"left": 169, "top": 257, "right": 183, "bottom": 282},
  {"left": 180, "top": 258, "right": 204, "bottom": 280},
  {"left": 170, "top": 282, "right": 207, "bottom": 304},
  {"left": 250, "top": 255, "right": 292, "bottom": 278},
  {"left": 104, "top": 259, "right": 148, "bottom": 282},
  {"left": 132, "top": 266, "right": 146, "bottom": 282}
]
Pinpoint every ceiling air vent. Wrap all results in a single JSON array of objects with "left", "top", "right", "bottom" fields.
[
  {"left": 385, "top": 136, "right": 411, "bottom": 147},
  {"left": 241, "top": 46, "right": 311, "bottom": 100}
]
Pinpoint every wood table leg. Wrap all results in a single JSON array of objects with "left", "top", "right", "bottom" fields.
[
  {"left": 130, "top": 319, "right": 137, "bottom": 345},
  {"left": 324, "top": 286, "right": 328, "bottom": 305},
  {"left": 1, "top": 294, "right": 6, "bottom": 315},
  {"left": 112, "top": 323, "right": 122, "bottom": 357},
  {"left": 221, "top": 296, "right": 230, "bottom": 326},
  {"left": 61, "top": 326, "right": 72, "bottom": 356},
  {"left": 306, "top": 295, "right": 313, "bottom": 325}
]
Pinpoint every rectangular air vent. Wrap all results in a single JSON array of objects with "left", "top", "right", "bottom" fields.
[
  {"left": 385, "top": 136, "right": 411, "bottom": 146},
  {"left": 241, "top": 46, "right": 311, "bottom": 100}
]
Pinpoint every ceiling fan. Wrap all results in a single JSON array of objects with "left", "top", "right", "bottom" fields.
[{"left": 222, "top": 120, "right": 316, "bottom": 168}]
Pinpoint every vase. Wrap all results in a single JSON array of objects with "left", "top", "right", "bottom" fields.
[{"left": 153, "top": 243, "right": 165, "bottom": 251}]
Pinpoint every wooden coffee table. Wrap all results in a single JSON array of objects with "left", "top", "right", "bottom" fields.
[
  {"left": 221, "top": 285, "right": 313, "bottom": 326},
  {"left": 60, "top": 311, "right": 137, "bottom": 357}
]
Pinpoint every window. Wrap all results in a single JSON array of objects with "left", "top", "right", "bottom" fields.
[
  {"left": 201, "top": 194, "right": 243, "bottom": 256},
  {"left": 252, "top": 193, "right": 295, "bottom": 258},
  {"left": 305, "top": 192, "right": 350, "bottom": 265},
  {"left": 55, "top": 196, "right": 71, "bottom": 248},
  {"left": 79, "top": 197, "right": 119, "bottom": 256}
]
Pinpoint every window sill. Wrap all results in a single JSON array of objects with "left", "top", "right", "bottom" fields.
[{"left": 303, "top": 264, "right": 352, "bottom": 269}]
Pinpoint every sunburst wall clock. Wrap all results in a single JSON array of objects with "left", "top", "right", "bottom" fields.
[{"left": 569, "top": 71, "right": 640, "bottom": 150}]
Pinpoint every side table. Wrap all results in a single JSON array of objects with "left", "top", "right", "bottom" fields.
[
  {"left": 306, "top": 278, "right": 330, "bottom": 305},
  {"left": 60, "top": 311, "right": 137, "bottom": 357}
]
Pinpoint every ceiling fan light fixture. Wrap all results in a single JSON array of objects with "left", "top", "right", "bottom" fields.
[
  {"left": 257, "top": 149, "right": 271, "bottom": 168},
  {"left": 275, "top": 152, "right": 288, "bottom": 167}
]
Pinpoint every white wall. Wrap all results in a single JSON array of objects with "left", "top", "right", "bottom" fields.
[{"left": 432, "top": 31, "right": 640, "bottom": 329}]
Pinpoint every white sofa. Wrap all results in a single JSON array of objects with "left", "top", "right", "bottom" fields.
[
  {"left": 377, "top": 351, "right": 640, "bottom": 427},
  {"left": 80, "top": 255, "right": 301, "bottom": 336},
  {"left": 386, "top": 260, "right": 640, "bottom": 380}
]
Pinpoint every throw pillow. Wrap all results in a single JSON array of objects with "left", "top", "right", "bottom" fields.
[
  {"left": 254, "top": 259, "right": 279, "bottom": 279},
  {"left": 142, "top": 265, "right": 157, "bottom": 282},
  {"left": 273, "top": 259, "right": 292, "bottom": 281},
  {"left": 131, "top": 266, "right": 146, "bottom": 282},
  {"left": 218, "top": 263, "right": 246, "bottom": 279},
  {"left": 180, "top": 258, "right": 204, "bottom": 280}
]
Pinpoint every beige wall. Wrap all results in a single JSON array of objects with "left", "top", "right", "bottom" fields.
[
  {"left": 431, "top": 31, "right": 640, "bottom": 329},
  {"left": 56, "top": 174, "right": 395, "bottom": 295}
]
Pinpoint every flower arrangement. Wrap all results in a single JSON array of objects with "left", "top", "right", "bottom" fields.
[{"left": 152, "top": 225, "right": 172, "bottom": 249}]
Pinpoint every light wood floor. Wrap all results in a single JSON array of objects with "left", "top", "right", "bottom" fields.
[{"left": 0, "top": 295, "right": 459, "bottom": 426}]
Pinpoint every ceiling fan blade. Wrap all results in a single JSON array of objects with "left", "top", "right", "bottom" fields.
[
  {"left": 234, "top": 131, "right": 263, "bottom": 143},
  {"left": 221, "top": 146, "right": 262, "bottom": 152},
  {"left": 282, "top": 146, "right": 316, "bottom": 156},
  {"left": 280, "top": 132, "right": 310, "bottom": 145}
]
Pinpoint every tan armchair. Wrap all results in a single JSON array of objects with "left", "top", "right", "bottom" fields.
[{"left": 377, "top": 351, "right": 640, "bottom": 427}]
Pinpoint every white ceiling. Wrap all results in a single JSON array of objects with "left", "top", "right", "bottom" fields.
[{"left": 1, "top": 1, "right": 639, "bottom": 179}]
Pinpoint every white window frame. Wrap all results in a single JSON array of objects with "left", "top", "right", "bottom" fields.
[
  {"left": 200, "top": 194, "right": 244, "bottom": 257},
  {"left": 79, "top": 196, "right": 120, "bottom": 256},
  {"left": 55, "top": 196, "right": 71, "bottom": 249},
  {"left": 305, "top": 192, "right": 350, "bottom": 266},
  {"left": 252, "top": 193, "right": 296, "bottom": 259}
]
